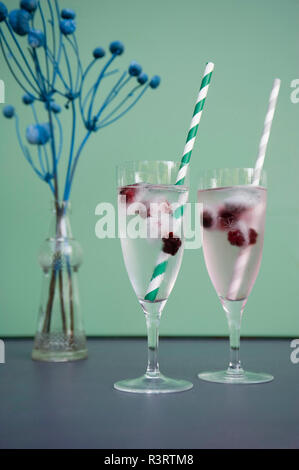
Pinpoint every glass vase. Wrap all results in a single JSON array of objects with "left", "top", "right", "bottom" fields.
[{"left": 32, "top": 202, "right": 88, "bottom": 362}]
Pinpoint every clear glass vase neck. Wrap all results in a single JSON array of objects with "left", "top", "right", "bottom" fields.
[{"left": 49, "top": 200, "right": 73, "bottom": 240}]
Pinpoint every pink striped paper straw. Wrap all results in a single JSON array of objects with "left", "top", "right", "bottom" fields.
[{"left": 227, "top": 78, "right": 281, "bottom": 300}]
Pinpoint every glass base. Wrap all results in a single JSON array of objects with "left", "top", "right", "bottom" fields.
[
  {"left": 198, "top": 370, "right": 274, "bottom": 384},
  {"left": 32, "top": 348, "right": 88, "bottom": 362},
  {"left": 114, "top": 373, "right": 193, "bottom": 394},
  {"left": 32, "top": 331, "right": 87, "bottom": 362}
]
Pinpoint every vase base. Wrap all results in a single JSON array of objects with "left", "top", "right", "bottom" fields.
[
  {"left": 32, "top": 332, "right": 87, "bottom": 362},
  {"left": 32, "top": 348, "right": 88, "bottom": 362}
]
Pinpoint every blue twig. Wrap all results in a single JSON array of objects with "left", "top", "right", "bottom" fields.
[
  {"left": 79, "top": 61, "right": 118, "bottom": 125},
  {"left": 38, "top": 1, "right": 51, "bottom": 92},
  {"left": 62, "top": 42, "right": 73, "bottom": 91},
  {"left": 30, "top": 102, "right": 44, "bottom": 174},
  {"left": 15, "top": 114, "right": 45, "bottom": 181},
  {"left": 65, "top": 130, "right": 92, "bottom": 202},
  {"left": 99, "top": 84, "right": 150, "bottom": 129},
  {"left": 66, "top": 34, "right": 83, "bottom": 92},
  {"left": 51, "top": 0, "right": 64, "bottom": 90},
  {"left": 31, "top": 49, "right": 47, "bottom": 96},
  {"left": 1, "top": 0, "right": 160, "bottom": 205},
  {"left": 42, "top": 145, "right": 50, "bottom": 174},
  {"left": 87, "top": 55, "right": 117, "bottom": 125},
  {"left": 4, "top": 20, "right": 42, "bottom": 92},
  {"left": 47, "top": 0, "right": 56, "bottom": 65},
  {"left": 95, "top": 72, "right": 129, "bottom": 120},
  {"left": 46, "top": 48, "right": 70, "bottom": 92},
  {"left": 63, "top": 100, "right": 76, "bottom": 202},
  {"left": 0, "top": 29, "right": 40, "bottom": 95},
  {"left": 53, "top": 113, "right": 63, "bottom": 163}
]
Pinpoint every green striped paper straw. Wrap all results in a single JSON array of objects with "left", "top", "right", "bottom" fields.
[{"left": 145, "top": 62, "right": 214, "bottom": 302}]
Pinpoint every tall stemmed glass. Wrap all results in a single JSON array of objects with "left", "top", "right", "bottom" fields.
[
  {"left": 198, "top": 168, "right": 273, "bottom": 384},
  {"left": 114, "top": 160, "right": 193, "bottom": 393}
]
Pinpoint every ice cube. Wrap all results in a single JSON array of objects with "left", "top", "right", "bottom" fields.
[{"left": 223, "top": 187, "right": 261, "bottom": 210}]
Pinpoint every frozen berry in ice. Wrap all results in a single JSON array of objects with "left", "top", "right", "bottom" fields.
[
  {"left": 218, "top": 204, "right": 247, "bottom": 230},
  {"left": 161, "top": 200, "right": 172, "bottom": 214},
  {"left": 146, "top": 199, "right": 172, "bottom": 219},
  {"left": 228, "top": 229, "right": 246, "bottom": 247},
  {"left": 218, "top": 208, "right": 238, "bottom": 230},
  {"left": 249, "top": 228, "right": 258, "bottom": 245},
  {"left": 151, "top": 200, "right": 172, "bottom": 218},
  {"left": 119, "top": 184, "right": 138, "bottom": 204},
  {"left": 202, "top": 210, "right": 213, "bottom": 228},
  {"left": 136, "top": 200, "right": 151, "bottom": 218},
  {"left": 162, "top": 232, "right": 182, "bottom": 256}
]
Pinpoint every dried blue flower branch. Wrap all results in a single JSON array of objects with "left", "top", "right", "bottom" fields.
[
  {"left": 0, "top": 0, "right": 161, "bottom": 341},
  {"left": 1, "top": 0, "right": 161, "bottom": 207}
]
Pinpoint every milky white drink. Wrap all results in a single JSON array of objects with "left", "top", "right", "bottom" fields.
[
  {"left": 119, "top": 183, "right": 188, "bottom": 303},
  {"left": 198, "top": 185, "right": 267, "bottom": 301}
]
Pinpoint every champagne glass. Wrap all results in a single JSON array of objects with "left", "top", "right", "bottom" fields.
[
  {"left": 197, "top": 168, "right": 273, "bottom": 384},
  {"left": 114, "top": 160, "right": 193, "bottom": 393}
]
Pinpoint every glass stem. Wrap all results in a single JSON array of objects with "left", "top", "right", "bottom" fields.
[
  {"left": 223, "top": 299, "right": 244, "bottom": 375},
  {"left": 145, "top": 314, "right": 160, "bottom": 378},
  {"left": 228, "top": 322, "right": 242, "bottom": 373}
]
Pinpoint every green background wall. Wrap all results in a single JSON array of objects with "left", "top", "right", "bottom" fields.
[{"left": 0, "top": 0, "right": 298, "bottom": 337}]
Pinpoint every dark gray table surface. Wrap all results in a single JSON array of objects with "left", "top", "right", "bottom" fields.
[{"left": 0, "top": 338, "right": 298, "bottom": 449}]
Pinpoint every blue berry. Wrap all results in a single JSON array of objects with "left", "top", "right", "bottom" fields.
[
  {"left": 22, "top": 93, "right": 35, "bottom": 105},
  {"left": 137, "top": 72, "right": 148, "bottom": 85},
  {"left": 149, "top": 75, "right": 161, "bottom": 89},
  {"left": 20, "top": 0, "right": 37, "bottom": 13},
  {"left": 50, "top": 102, "right": 61, "bottom": 114},
  {"left": 45, "top": 101, "right": 61, "bottom": 114},
  {"left": 3, "top": 105, "right": 15, "bottom": 118},
  {"left": 28, "top": 29, "right": 45, "bottom": 48},
  {"left": 128, "top": 61, "right": 142, "bottom": 77},
  {"left": 109, "top": 41, "right": 124, "bottom": 55},
  {"left": 26, "top": 123, "right": 50, "bottom": 145},
  {"left": 93, "top": 47, "right": 105, "bottom": 59},
  {"left": 0, "top": 2, "right": 8, "bottom": 22},
  {"left": 9, "top": 9, "right": 30, "bottom": 36},
  {"left": 61, "top": 8, "right": 76, "bottom": 19},
  {"left": 60, "top": 19, "right": 76, "bottom": 36}
]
